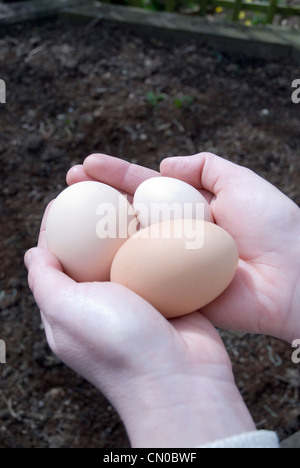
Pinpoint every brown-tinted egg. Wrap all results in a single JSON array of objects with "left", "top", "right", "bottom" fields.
[{"left": 110, "top": 219, "right": 239, "bottom": 318}]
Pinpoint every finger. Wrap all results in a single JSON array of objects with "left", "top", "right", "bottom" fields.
[
  {"left": 40, "top": 201, "right": 54, "bottom": 232},
  {"left": 25, "top": 247, "right": 169, "bottom": 353},
  {"left": 66, "top": 165, "right": 97, "bottom": 185},
  {"left": 38, "top": 200, "right": 55, "bottom": 249},
  {"left": 67, "top": 162, "right": 134, "bottom": 202},
  {"left": 40, "top": 310, "right": 57, "bottom": 353},
  {"left": 38, "top": 230, "right": 47, "bottom": 250},
  {"left": 160, "top": 153, "right": 248, "bottom": 195},
  {"left": 24, "top": 247, "right": 75, "bottom": 319},
  {"left": 83, "top": 153, "right": 160, "bottom": 196}
]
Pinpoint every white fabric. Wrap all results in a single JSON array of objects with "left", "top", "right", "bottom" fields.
[{"left": 198, "top": 430, "right": 279, "bottom": 448}]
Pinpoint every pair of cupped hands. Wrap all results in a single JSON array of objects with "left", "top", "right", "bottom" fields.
[{"left": 25, "top": 153, "right": 300, "bottom": 448}]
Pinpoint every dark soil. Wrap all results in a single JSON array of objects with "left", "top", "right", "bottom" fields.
[{"left": 0, "top": 17, "right": 299, "bottom": 448}]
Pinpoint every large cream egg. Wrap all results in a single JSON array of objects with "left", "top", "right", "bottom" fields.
[
  {"left": 46, "top": 181, "right": 138, "bottom": 282},
  {"left": 111, "top": 219, "right": 238, "bottom": 318},
  {"left": 133, "top": 177, "right": 213, "bottom": 228}
]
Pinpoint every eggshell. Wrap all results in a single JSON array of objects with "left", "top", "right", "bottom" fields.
[
  {"left": 133, "top": 176, "right": 213, "bottom": 228},
  {"left": 46, "top": 181, "right": 138, "bottom": 282},
  {"left": 110, "top": 219, "right": 238, "bottom": 318}
]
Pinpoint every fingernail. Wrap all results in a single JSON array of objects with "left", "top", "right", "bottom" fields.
[{"left": 24, "top": 250, "right": 32, "bottom": 270}]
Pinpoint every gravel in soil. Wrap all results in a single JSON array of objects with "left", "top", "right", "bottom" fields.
[{"left": 0, "top": 18, "right": 299, "bottom": 448}]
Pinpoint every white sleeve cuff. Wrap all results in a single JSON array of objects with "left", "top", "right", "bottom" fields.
[{"left": 197, "top": 430, "right": 279, "bottom": 448}]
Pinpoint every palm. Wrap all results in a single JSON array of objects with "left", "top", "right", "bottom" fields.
[
  {"left": 200, "top": 167, "right": 300, "bottom": 341},
  {"left": 32, "top": 250, "right": 231, "bottom": 393},
  {"left": 36, "top": 172, "right": 230, "bottom": 387},
  {"left": 77, "top": 283, "right": 232, "bottom": 374},
  {"left": 67, "top": 153, "right": 300, "bottom": 342}
]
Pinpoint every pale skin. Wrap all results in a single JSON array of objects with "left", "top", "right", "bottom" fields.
[{"left": 24, "top": 152, "right": 300, "bottom": 448}]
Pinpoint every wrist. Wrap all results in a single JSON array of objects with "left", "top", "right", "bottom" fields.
[{"left": 110, "top": 364, "right": 256, "bottom": 448}]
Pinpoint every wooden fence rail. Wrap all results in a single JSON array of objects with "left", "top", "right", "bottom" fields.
[
  {"left": 197, "top": 0, "right": 300, "bottom": 23},
  {"left": 104, "top": 0, "right": 300, "bottom": 25}
]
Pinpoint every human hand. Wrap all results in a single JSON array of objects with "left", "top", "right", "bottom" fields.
[
  {"left": 160, "top": 153, "right": 300, "bottom": 344},
  {"left": 24, "top": 155, "right": 256, "bottom": 448},
  {"left": 66, "top": 153, "right": 159, "bottom": 203},
  {"left": 71, "top": 152, "right": 300, "bottom": 343}
]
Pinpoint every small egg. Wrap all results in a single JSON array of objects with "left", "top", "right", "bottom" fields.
[
  {"left": 46, "top": 181, "right": 138, "bottom": 282},
  {"left": 133, "top": 176, "right": 213, "bottom": 229},
  {"left": 111, "top": 219, "right": 238, "bottom": 318}
]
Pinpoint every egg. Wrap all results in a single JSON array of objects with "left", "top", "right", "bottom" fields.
[
  {"left": 133, "top": 176, "right": 213, "bottom": 229},
  {"left": 46, "top": 181, "right": 138, "bottom": 282},
  {"left": 110, "top": 219, "right": 239, "bottom": 318}
]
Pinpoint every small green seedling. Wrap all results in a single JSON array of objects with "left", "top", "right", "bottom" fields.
[
  {"left": 174, "top": 95, "right": 194, "bottom": 108},
  {"left": 146, "top": 91, "right": 167, "bottom": 108}
]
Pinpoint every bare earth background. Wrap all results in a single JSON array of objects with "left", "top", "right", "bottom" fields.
[{"left": 0, "top": 17, "right": 299, "bottom": 448}]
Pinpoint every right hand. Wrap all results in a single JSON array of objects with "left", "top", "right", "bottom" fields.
[
  {"left": 68, "top": 152, "right": 300, "bottom": 343},
  {"left": 160, "top": 153, "right": 300, "bottom": 344}
]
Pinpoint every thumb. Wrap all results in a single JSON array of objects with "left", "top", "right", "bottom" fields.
[
  {"left": 160, "top": 152, "right": 249, "bottom": 195},
  {"left": 24, "top": 247, "right": 75, "bottom": 316}
]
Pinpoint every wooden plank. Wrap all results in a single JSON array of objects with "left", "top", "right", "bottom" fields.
[
  {"left": 232, "top": 0, "right": 243, "bottom": 22},
  {"left": 60, "top": 3, "right": 300, "bottom": 64},
  {"left": 0, "top": 0, "right": 88, "bottom": 24},
  {"left": 136, "top": 0, "right": 145, "bottom": 7},
  {"left": 209, "top": 0, "right": 300, "bottom": 17},
  {"left": 199, "top": 0, "right": 208, "bottom": 17},
  {"left": 266, "top": 0, "right": 278, "bottom": 23},
  {"left": 276, "top": 5, "right": 300, "bottom": 17},
  {"left": 210, "top": 0, "right": 266, "bottom": 12},
  {"left": 165, "top": 0, "right": 176, "bottom": 13}
]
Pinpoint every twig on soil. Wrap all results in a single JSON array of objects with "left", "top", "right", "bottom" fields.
[
  {"left": 172, "top": 119, "right": 185, "bottom": 133},
  {"left": 256, "top": 419, "right": 267, "bottom": 428},
  {"left": 263, "top": 404, "right": 278, "bottom": 419},
  {"left": 39, "top": 121, "right": 54, "bottom": 139},
  {"left": 0, "top": 389, "right": 21, "bottom": 420},
  {"left": 24, "top": 45, "right": 47, "bottom": 63},
  {"left": 64, "top": 126, "right": 73, "bottom": 139},
  {"left": 266, "top": 345, "right": 282, "bottom": 367}
]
